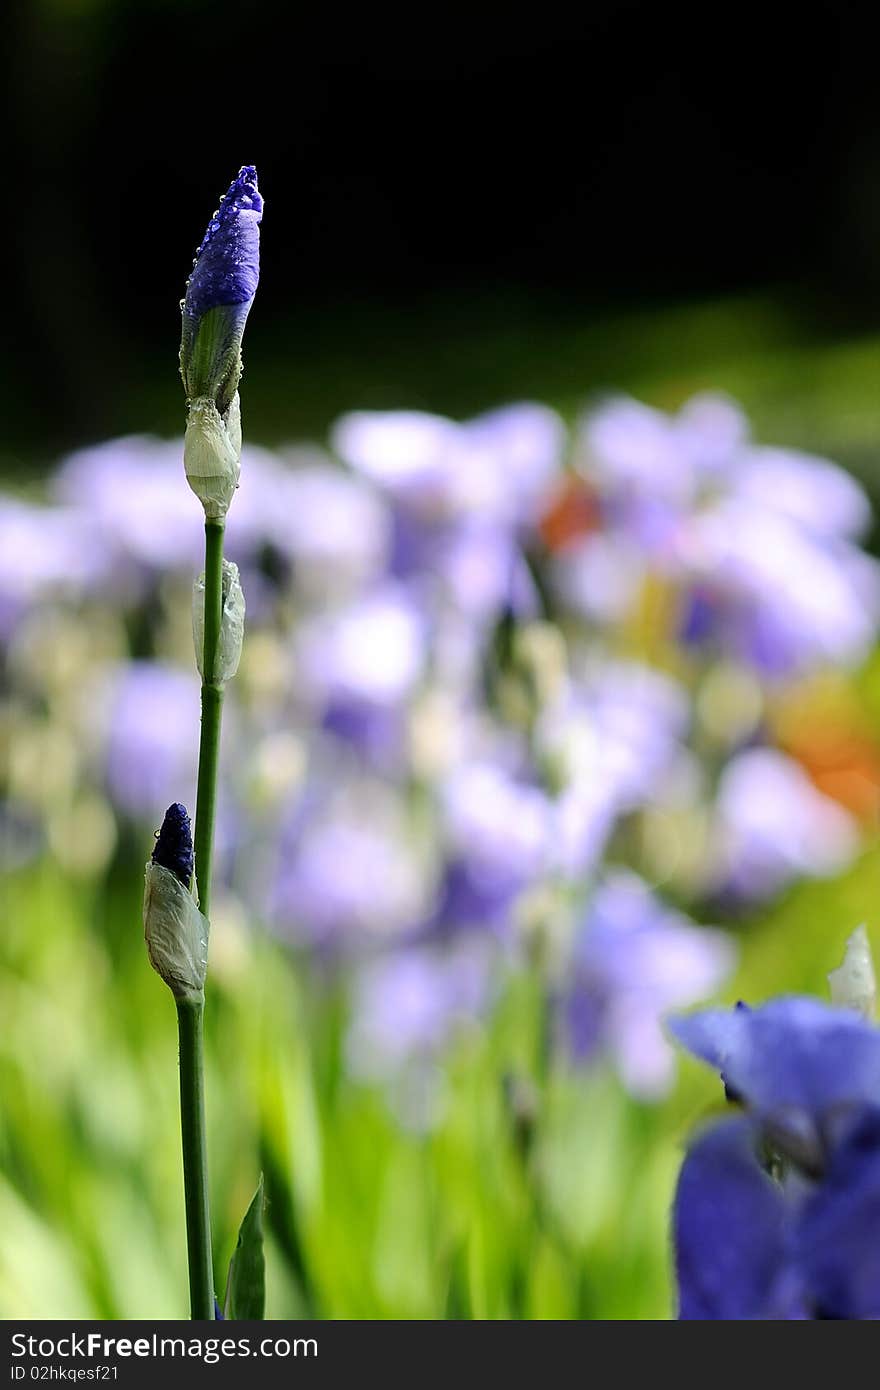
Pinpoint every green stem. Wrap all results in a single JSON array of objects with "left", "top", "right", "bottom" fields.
[
  {"left": 177, "top": 518, "right": 224, "bottom": 1319},
  {"left": 194, "top": 519, "right": 225, "bottom": 920},
  {"left": 176, "top": 997, "right": 214, "bottom": 1319}
]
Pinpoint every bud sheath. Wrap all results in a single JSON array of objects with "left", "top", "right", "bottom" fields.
[
  {"left": 144, "top": 804, "right": 210, "bottom": 1002},
  {"left": 193, "top": 559, "right": 245, "bottom": 684}
]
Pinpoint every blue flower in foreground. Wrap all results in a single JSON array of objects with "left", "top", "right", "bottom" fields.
[
  {"left": 674, "top": 1104, "right": 880, "bottom": 1319},
  {"left": 793, "top": 1105, "right": 880, "bottom": 1318},
  {"left": 671, "top": 959, "right": 880, "bottom": 1318},
  {"left": 674, "top": 1116, "right": 802, "bottom": 1319},
  {"left": 180, "top": 164, "right": 263, "bottom": 420},
  {"left": 670, "top": 996, "right": 880, "bottom": 1165}
]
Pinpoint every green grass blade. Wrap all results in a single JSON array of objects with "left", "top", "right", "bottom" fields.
[{"left": 223, "top": 1177, "right": 266, "bottom": 1320}]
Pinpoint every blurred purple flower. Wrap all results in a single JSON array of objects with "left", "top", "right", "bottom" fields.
[
  {"left": 576, "top": 392, "right": 747, "bottom": 548},
  {"left": 680, "top": 499, "right": 880, "bottom": 676},
  {"left": 52, "top": 433, "right": 390, "bottom": 610},
  {"left": 333, "top": 404, "right": 561, "bottom": 625},
  {"left": 427, "top": 664, "right": 691, "bottom": 937},
  {"left": 550, "top": 391, "right": 710, "bottom": 621},
  {"left": 269, "top": 779, "right": 433, "bottom": 946},
  {"left": 584, "top": 661, "right": 689, "bottom": 800},
  {"left": 332, "top": 409, "right": 462, "bottom": 512},
  {"left": 709, "top": 747, "right": 859, "bottom": 903},
  {"left": 564, "top": 871, "right": 734, "bottom": 1097},
  {"left": 424, "top": 858, "right": 523, "bottom": 937},
  {"left": 549, "top": 531, "right": 646, "bottom": 625},
  {"left": 225, "top": 450, "right": 391, "bottom": 598},
  {"left": 52, "top": 437, "right": 203, "bottom": 574},
  {"left": 346, "top": 939, "right": 490, "bottom": 1079},
  {"left": 103, "top": 662, "right": 199, "bottom": 818},
  {"left": 0, "top": 497, "right": 111, "bottom": 634},
  {"left": 296, "top": 584, "right": 425, "bottom": 707},
  {"left": 406, "top": 518, "right": 540, "bottom": 624},
  {"left": 439, "top": 761, "right": 552, "bottom": 929},
  {"left": 333, "top": 403, "right": 563, "bottom": 527},
  {"left": 536, "top": 663, "right": 689, "bottom": 876},
  {"left": 556, "top": 392, "right": 880, "bottom": 676},
  {"left": 732, "top": 446, "right": 871, "bottom": 540}
]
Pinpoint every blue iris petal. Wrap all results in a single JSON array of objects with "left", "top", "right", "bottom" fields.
[
  {"left": 670, "top": 997, "right": 880, "bottom": 1138},
  {"left": 674, "top": 1116, "right": 802, "bottom": 1320},
  {"left": 795, "top": 1106, "right": 880, "bottom": 1319},
  {"left": 184, "top": 166, "right": 263, "bottom": 323}
]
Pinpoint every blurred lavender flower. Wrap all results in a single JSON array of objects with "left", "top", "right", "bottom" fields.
[
  {"left": 333, "top": 404, "right": 562, "bottom": 621},
  {"left": 292, "top": 584, "right": 426, "bottom": 770},
  {"left": 437, "top": 760, "right": 552, "bottom": 932},
  {"left": 333, "top": 403, "right": 562, "bottom": 525},
  {"left": 347, "top": 940, "right": 490, "bottom": 1080},
  {"left": 551, "top": 391, "right": 880, "bottom": 678},
  {"left": 549, "top": 529, "right": 645, "bottom": 625},
  {"left": 581, "top": 392, "right": 747, "bottom": 536},
  {"left": 541, "top": 661, "right": 688, "bottom": 800},
  {"left": 535, "top": 662, "right": 689, "bottom": 876},
  {"left": 222, "top": 448, "right": 391, "bottom": 600},
  {"left": 103, "top": 662, "right": 200, "bottom": 818},
  {"left": 344, "top": 938, "right": 493, "bottom": 1130},
  {"left": 0, "top": 498, "right": 110, "bottom": 635},
  {"left": 52, "top": 437, "right": 203, "bottom": 575},
  {"left": 679, "top": 499, "right": 880, "bottom": 676},
  {"left": 563, "top": 872, "right": 734, "bottom": 1097},
  {"left": 549, "top": 393, "right": 747, "bottom": 618},
  {"left": 732, "top": 445, "right": 871, "bottom": 539},
  {"left": 295, "top": 584, "right": 425, "bottom": 710},
  {"left": 709, "top": 747, "right": 859, "bottom": 903},
  {"left": 269, "top": 778, "right": 433, "bottom": 946},
  {"left": 54, "top": 435, "right": 389, "bottom": 610},
  {"left": 421, "top": 663, "right": 692, "bottom": 944}
]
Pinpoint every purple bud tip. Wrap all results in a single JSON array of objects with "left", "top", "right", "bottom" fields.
[
  {"left": 152, "top": 802, "right": 194, "bottom": 887},
  {"left": 184, "top": 166, "right": 263, "bottom": 321}
]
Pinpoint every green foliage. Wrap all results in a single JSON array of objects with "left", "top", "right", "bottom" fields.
[
  {"left": 1, "top": 847, "right": 877, "bottom": 1319},
  {"left": 223, "top": 1178, "right": 266, "bottom": 1320}
]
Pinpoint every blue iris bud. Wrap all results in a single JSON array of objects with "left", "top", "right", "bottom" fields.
[
  {"left": 152, "top": 802, "right": 195, "bottom": 889},
  {"left": 145, "top": 803, "right": 209, "bottom": 1001},
  {"left": 180, "top": 166, "right": 263, "bottom": 412}
]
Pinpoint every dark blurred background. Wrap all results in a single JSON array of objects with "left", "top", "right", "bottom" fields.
[{"left": 5, "top": 0, "right": 880, "bottom": 458}]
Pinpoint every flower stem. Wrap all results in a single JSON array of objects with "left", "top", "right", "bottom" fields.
[
  {"left": 176, "top": 517, "right": 225, "bottom": 1318},
  {"left": 194, "top": 519, "right": 225, "bottom": 919},
  {"left": 176, "top": 996, "right": 214, "bottom": 1319}
]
